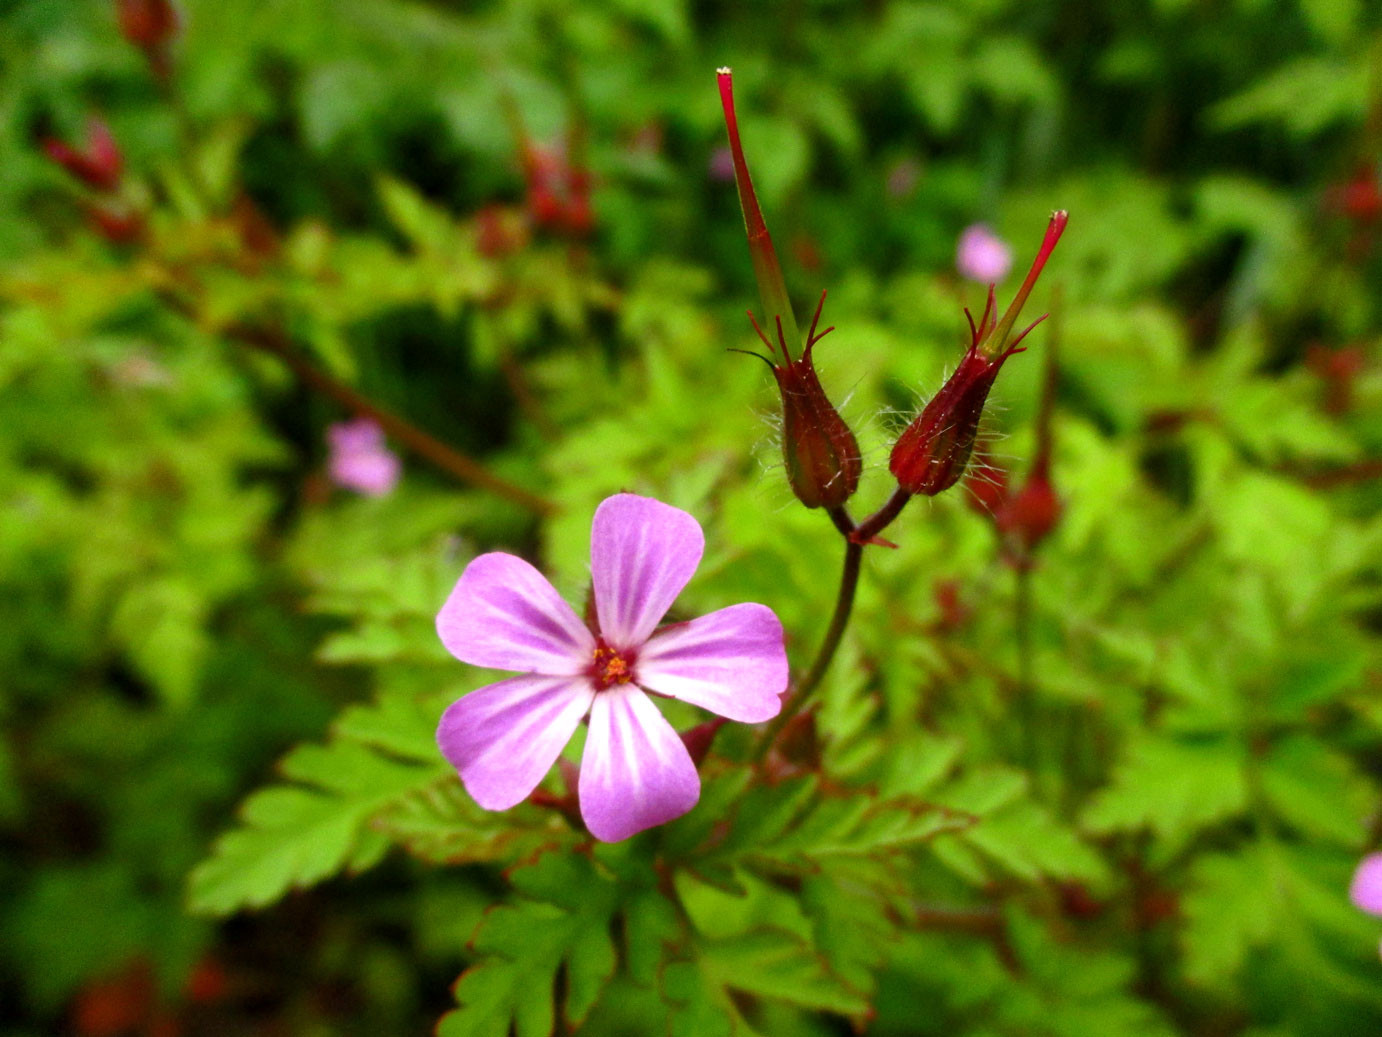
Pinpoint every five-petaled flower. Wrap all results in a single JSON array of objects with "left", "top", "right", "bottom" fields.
[{"left": 435, "top": 494, "right": 788, "bottom": 841}]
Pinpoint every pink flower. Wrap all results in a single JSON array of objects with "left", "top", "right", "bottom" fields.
[
  {"left": 326, "top": 419, "right": 400, "bottom": 497},
  {"left": 435, "top": 494, "right": 788, "bottom": 841},
  {"left": 1352, "top": 853, "right": 1382, "bottom": 916},
  {"left": 956, "top": 223, "right": 1014, "bottom": 283}
]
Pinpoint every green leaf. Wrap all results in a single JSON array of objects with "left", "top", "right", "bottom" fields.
[
  {"left": 187, "top": 736, "right": 442, "bottom": 915},
  {"left": 438, "top": 853, "right": 620, "bottom": 1037},
  {"left": 1083, "top": 734, "right": 1247, "bottom": 850},
  {"left": 372, "top": 778, "right": 567, "bottom": 866},
  {"left": 1259, "top": 735, "right": 1371, "bottom": 845},
  {"left": 1180, "top": 843, "right": 1280, "bottom": 988},
  {"left": 661, "top": 929, "right": 870, "bottom": 1035},
  {"left": 705, "top": 775, "right": 973, "bottom": 872},
  {"left": 699, "top": 928, "right": 871, "bottom": 1016}
]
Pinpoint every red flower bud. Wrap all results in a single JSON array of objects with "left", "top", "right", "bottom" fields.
[
  {"left": 718, "top": 69, "right": 860, "bottom": 511},
  {"left": 516, "top": 136, "right": 595, "bottom": 236},
  {"left": 115, "top": 0, "right": 178, "bottom": 53},
  {"left": 87, "top": 202, "right": 144, "bottom": 244},
  {"left": 42, "top": 118, "right": 123, "bottom": 192},
  {"left": 996, "top": 460, "right": 1062, "bottom": 556},
  {"left": 890, "top": 211, "right": 1067, "bottom": 496},
  {"left": 745, "top": 293, "right": 862, "bottom": 509},
  {"left": 964, "top": 339, "right": 1063, "bottom": 561},
  {"left": 1328, "top": 164, "right": 1382, "bottom": 224}
]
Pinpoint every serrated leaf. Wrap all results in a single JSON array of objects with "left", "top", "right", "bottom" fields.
[
  {"left": 187, "top": 737, "right": 441, "bottom": 915},
  {"left": 702, "top": 775, "right": 972, "bottom": 872},
  {"left": 961, "top": 799, "right": 1109, "bottom": 884},
  {"left": 438, "top": 853, "right": 619, "bottom": 1037},
  {"left": 698, "top": 928, "right": 872, "bottom": 1017},
  {"left": 1260, "top": 736, "right": 1370, "bottom": 845},
  {"left": 372, "top": 778, "right": 565, "bottom": 866},
  {"left": 1083, "top": 734, "right": 1246, "bottom": 849},
  {"left": 1181, "top": 843, "right": 1280, "bottom": 988}
]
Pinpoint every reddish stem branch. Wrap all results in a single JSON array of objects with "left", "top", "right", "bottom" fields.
[{"left": 227, "top": 322, "right": 557, "bottom": 514}]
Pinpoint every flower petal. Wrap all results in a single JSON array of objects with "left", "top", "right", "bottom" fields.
[
  {"left": 578, "top": 685, "right": 699, "bottom": 841},
  {"left": 1351, "top": 853, "right": 1382, "bottom": 916},
  {"left": 437, "top": 674, "right": 594, "bottom": 810},
  {"left": 637, "top": 603, "right": 787, "bottom": 723},
  {"left": 437, "top": 552, "right": 595, "bottom": 675},
  {"left": 591, "top": 494, "right": 705, "bottom": 648}
]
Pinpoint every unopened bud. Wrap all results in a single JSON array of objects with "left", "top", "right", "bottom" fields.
[
  {"left": 890, "top": 211, "right": 1067, "bottom": 496},
  {"left": 718, "top": 68, "right": 860, "bottom": 511},
  {"left": 749, "top": 294, "right": 861, "bottom": 510},
  {"left": 42, "top": 118, "right": 123, "bottom": 192},
  {"left": 890, "top": 338, "right": 1010, "bottom": 496},
  {"left": 996, "top": 462, "right": 1061, "bottom": 557},
  {"left": 116, "top": 0, "right": 178, "bottom": 51}
]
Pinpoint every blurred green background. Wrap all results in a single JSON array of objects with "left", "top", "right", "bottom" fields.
[{"left": 1, "top": 0, "right": 1379, "bottom": 1034}]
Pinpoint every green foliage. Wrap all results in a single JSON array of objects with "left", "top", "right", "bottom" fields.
[
  {"left": 2, "top": 0, "right": 1380, "bottom": 1032},
  {"left": 186, "top": 736, "right": 443, "bottom": 915},
  {"left": 438, "top": 853, "right": 621, "bottom": 1037}
]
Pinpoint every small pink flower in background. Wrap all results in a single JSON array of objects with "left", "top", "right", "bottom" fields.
[
  {"left": 1352, "top": 853, "right": 1382, "bottom": 915},
  {"left": 326, "top": 418, "right": 401, "bottom": 497},
  {"left": 956, "top": 223, "right": 1013, "bottom": 283},
  {"left": 435, "top": 494, "right": 787, "bottom": 841}
]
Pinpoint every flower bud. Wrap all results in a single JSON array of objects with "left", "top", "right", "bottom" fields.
[
  {"left": 751, "top": 295, "right": 862, "bottom": 509},
  {"left": 890, "top": 211, "right": 1067, "bottom": 496},
  {"left": 964, "top": 343, "right": 1063, "bottom": 563},
  {"left": 963, "top": 452, "right": 1010, "bottom": 516},
  {"left": 116, "top": 0, "right": 178, "bottom": 52},
  {"left": 42, "top": 118, "right": 123, "bottom": 192},
  {"left": 718, "top": 68, "right": 860, "bottom": 511},
  {"left": 890, "top": 331, "right": 1010, "bottom": 496},
  {"left": 996, "top": 460, "right": 1061, "bottom": 557}
]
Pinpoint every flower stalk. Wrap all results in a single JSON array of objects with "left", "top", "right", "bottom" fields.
[{"left": 717, "top": 68, "right": 802, "bottom": 356}]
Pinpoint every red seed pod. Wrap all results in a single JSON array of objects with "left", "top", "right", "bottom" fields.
[
  {"left": 42, "top": 118, "right": 123, "bottom": 192},
  {"left": 747, "top": 293, "right": 862, "bottom": 510},
  {"left": 717, "top": 68, "right": 860, "bottom": 511},
  {"left": 996, "top": 460, "right": 1062, "bottom": 556},
  {"left": 890, "top": 295, "right": 1019, "bottom": 496},
  {"left": 115, "top": 0, "right": 179, "bottom": 52},
  {"left": 890, "top": 211, "right": 1067, "bottom": 497}
]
